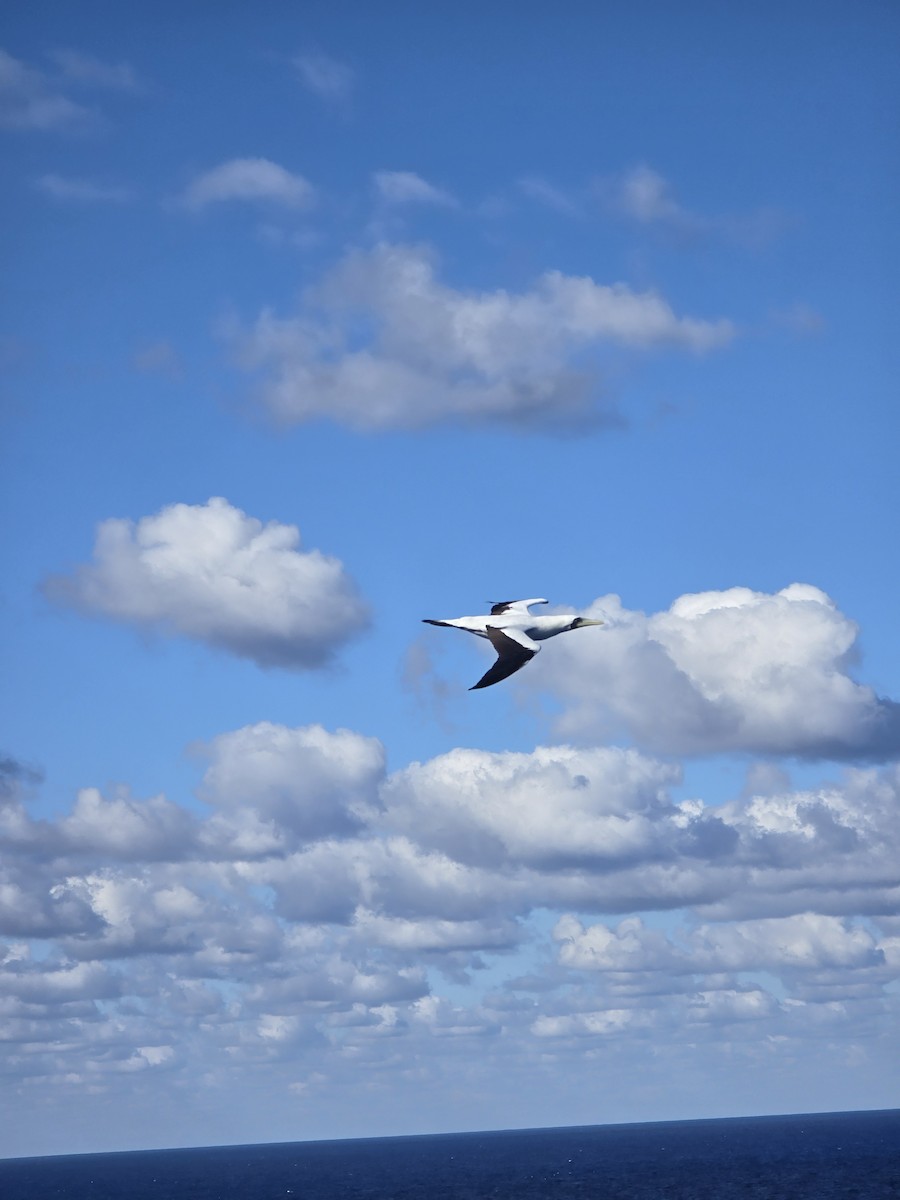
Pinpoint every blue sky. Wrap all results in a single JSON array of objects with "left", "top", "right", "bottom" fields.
[{"left": 2, "top": 0, "right": 899, "bottom": 1158}]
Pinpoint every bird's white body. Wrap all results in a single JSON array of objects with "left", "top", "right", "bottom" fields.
[
  {"left": 423, "top": 598, "right": 603, "bottom": 690},
  {"left": 435, "top": 611, "right": 584, "bottom": 641}
]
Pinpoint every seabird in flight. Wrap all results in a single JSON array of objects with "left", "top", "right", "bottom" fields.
[{"left": 423, "top": 598, "right": 604, "bottom": 690}]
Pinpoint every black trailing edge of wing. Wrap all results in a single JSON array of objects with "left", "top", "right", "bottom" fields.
[{"left": 470, "top": 626, "right": 537, "bottom": 690}]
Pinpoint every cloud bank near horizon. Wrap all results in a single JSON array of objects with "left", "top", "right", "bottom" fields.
[{"left": 1, "top": 727, "right": 898, "bottom": 1139}]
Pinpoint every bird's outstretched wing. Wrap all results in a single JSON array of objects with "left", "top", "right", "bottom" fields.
[
  {"left": 470, "top": 626, "right": 540, "bottom": 690},
  {"left": 488, "top": 598, "right": 549, "bottom": 616}
]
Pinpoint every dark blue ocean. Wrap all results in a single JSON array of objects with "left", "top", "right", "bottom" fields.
[{"left": 1, "top": 1109, "right": 897, "bottom": 1199}]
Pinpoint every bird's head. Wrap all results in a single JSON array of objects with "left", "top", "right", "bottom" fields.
[{"left": 569, "top": 616, "right": 604, "bottom": 630}]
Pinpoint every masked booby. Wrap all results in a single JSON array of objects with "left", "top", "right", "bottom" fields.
[{"left": 423, "top": 598, "right": 604, "bottom": 690}]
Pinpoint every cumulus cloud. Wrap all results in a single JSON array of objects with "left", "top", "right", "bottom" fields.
[
  {"left": 554, "top": 912, "right": 886, "bottom": 979},
  {"left": 1, "top": 761, "right": 105, "bottom": 936},
  {"left": 373, "top": 170, "right": 456, "bottom": 207},
  {"left": 3, "top": 956, "right": 121, "bottom": 1004},
  {"left": 381, "top": 744, "right": 685, "bottom": 869},
  {"left": 353, "top": 911, "right": 521, "bottom": 955},
  {"left": 59, "top": 787, "right": 197, "bottom": 860},
  {"left": 532, "top": 1007, "right": 650, "bottom": 1038},
  {"left": 198, "top": 722, "right": 385, "bottom": 843},
  {"left": 7, "top": 730, "right": 898, "bottom": 935},
  {"left": 690, "top": 912, "right": 886, "bottom": 974},
  {"left": 220, "top": 730, "right": 900, "bottom": 928},
  {"left": 178, "top": 158, "right": 315, "bottom": 211},
  {"left": 228, "top": 241, "right": 735, "bottom": 430},
  {"left": 42, "top": 497, "right": 369, "bottom": 669},
  {"left": 535, "top": 585, "right": 900, "bottom": 760},
  {"left": 554, "top": 913, "right": 682, "bottom": 973},
  {"left": 55, "top": 871, "right": 266, "bottom": 962}
]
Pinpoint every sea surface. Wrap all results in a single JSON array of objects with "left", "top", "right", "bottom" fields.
[{"left": 1, "top": 1109, "right": 898, "bottom": 1199}]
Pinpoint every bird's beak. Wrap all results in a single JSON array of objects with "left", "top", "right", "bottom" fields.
[{"left": 578, "top": 618, "right": 604, "bottom": 627}]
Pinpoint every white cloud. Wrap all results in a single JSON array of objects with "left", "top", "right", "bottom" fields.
[
  {"left": 554, "top": 913, "right": 681, "bottom": 972},
  {"left": 59, "top": 787, "right": 196, "bottom": 860},
  {"left": 382, "top": 744, "right": 683, "bottom": 869},
  {"left": 410, "top": 994, "right": 499, "bottom": 1037},
  {"left": 0, "top": 871, "right": 101, "bottom": 938},
  {"left": 229, "top": 242, "right": 735, "bottom": 430},
  {"left": 0, "top": 46, "right": 92, "bottom": 131},
  {"left": 536, "top": 585, "right": 900, "bottom": 759},
  {"left": 293, "top": 51, "right": 354, "bottom": 105},
  {"left": 198, "top": 722, "right": 385, "bottom": 842},
  {"left": 43, "top": 497, "right": 369, "bottom": 669},
  {"left": 179, "top": 158, "right": 315, "bottom": 211},
  {"left": 2, "top": 958, "right": 120, "bottom": 1003},
  {"left": 690, "top": 913, "right": 885, "bottom": 973},
  {"left": 373, "top": 171, "right": 456, "bottom": 207},
  {"left": 686, "top": 987, "right": 778, "bottom": 1023},
  {"left": 235, "top": 737, "right": 900, "bottom": 930},
  {"left": 532, "top": 1007, "right": 648, "bottom": 1038},
  {"left": 554, "top": 912, "right": 886, "bottom": 978},
  {"left": 353, "top": 911, "right": 520, "bottom": 954},
  {"left": 36, "top": 173, "right": 131, "bottom": 202}
]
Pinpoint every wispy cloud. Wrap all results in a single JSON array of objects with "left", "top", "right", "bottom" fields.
[
  {"left": 599, "top": 164, "right": 789, "bottom": 247},
  {"left": 178, "top": 157, "right": 315, "bottom": 211},
  {"left": 517, "top": 175, "right": 580, "bottom": 216},
  {"left": 373, "top": 170, "right": 457, "bottom": 207},
  {"left": 770, "top": 302, "right": 826, "bottom": 336},
  {"left": 48, "top": 48, "right": 142, "bottom": 93},
  {"left": 132, "top": 340, "right": 183, "bottom": 379},
  {"left": 36, "top": 173, "right": 132, "bottom": 203},
  {"left": 402, "top": 636, "right": 457, "bottom": 730},
  {"left": 293, "top": 49, "right": 354, "bottom": 106},
  {"left": 614, "top": 164, "right": 687, "bottom": 225},
  {"left": 1, "top": 45, "right": 141, "bottom": 133},
  {"left": 0, "top": 46, "right": 93, "bottom": 131}
]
